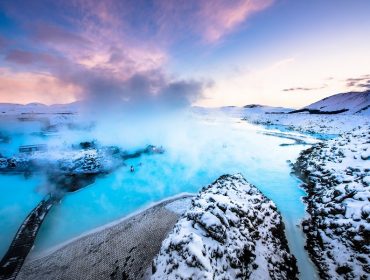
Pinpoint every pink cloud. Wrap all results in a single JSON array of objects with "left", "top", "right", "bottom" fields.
[
  {"left": 1, "top": 0, "right": 270, "bottom": 106},
  {"left": 33, "top": 23, "right": 91, "bottom": 46},
  {"left": 0, "top": 68, "right": 81, "bottom": 104},
  {"left": 5, "top": 49, "right": 60, "bottom": 65},
  {"left": 199, "top": 0, "right": 274, "bottom": 42},
  {"left": 154, "top": 0, "right": 274, "bottom": 43},
  {"left": 63, "top": 0, "right": 274, "bottom": 46}
]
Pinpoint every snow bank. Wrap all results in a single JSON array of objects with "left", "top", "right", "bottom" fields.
[
  {"left": 294, "top": 125, "right": 370, "bottom": 279},
  {"left": 152, "top": 174, "right": 298, "bottom": 279},
  {"left": 244, "top": 112, "right": 369, "bottom": 136}
]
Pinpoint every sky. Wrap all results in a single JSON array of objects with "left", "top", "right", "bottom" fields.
[{"left": 0, "top": 0, "right": 370, "bottom": 108}]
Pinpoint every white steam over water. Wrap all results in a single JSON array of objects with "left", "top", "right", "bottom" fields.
[{"left": 0, "top": 110, "right": 317, "bottom": 279}]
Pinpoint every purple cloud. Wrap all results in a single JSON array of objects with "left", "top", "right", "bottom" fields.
[
  {"left": 282, "top": 85, "right": 327, "bottom": 92},
  {"left": 5, "top": 49, "right": 60, "bottom": 65},
  {"left": 0, "top": 0, "right": 270, "bottom": 107},
  {"left": 346, "top": 75, "right": 370, "bottom": 89},
  {"left": 32, "top": 23, "right": 91, "bottom": 46}
]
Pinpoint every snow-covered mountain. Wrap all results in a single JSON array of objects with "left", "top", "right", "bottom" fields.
[
  {"left": 242, "top": 104, "right": 292, "bottom": 114},
  {"left": 0, "top": 101, "right": 82, "bottom": 115},
  {"left": 302, "top": 90, "right": 370, "bottom": 115}
]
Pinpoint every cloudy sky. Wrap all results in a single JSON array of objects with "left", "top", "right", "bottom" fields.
[{"left": 0, "top": 0, "right": 370, "bottom": 108}]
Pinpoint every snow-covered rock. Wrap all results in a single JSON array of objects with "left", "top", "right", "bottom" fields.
[
  {"left": 151, "top": 174, "right": 298, "bottom": 280},
  {"left": 294, "top": 126, "right": 370, "bottom": 279},
  {"left": 0, "top": 145, "right": 117, "bottom": 175},
  {"left": 244, "top": 111, "right": 369, "bottom": 136}
]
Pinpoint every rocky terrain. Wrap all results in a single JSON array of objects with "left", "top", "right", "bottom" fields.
[
  {"left": 151, "top": 174, "right": 298, "bottom": 280},
  {"left": 293, "top": 126, "right": 370, "bottom": 279},
  {"left": 0, "top": 142, "right": 163, "bottom": 187}
]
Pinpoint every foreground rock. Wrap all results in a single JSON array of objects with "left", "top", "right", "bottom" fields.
[
  {"left": 152, "top": 174, "right": 298, "bottom": 279},
  {"left": 294, "top": 126, "right": 370, "bottom": 279}
]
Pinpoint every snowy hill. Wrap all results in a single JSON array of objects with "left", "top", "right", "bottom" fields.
[
  {"left": 301, "top": 91, "right": 370, "bottom": 115},
  {"left": 243, "top": 104, "right": 292, "bottom": 114}
]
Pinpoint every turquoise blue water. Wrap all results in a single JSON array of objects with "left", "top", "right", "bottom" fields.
[
  {"left": 265, "top": 123, "right": 337, "bottom": 140},
  {"left": 0, "top": 175, "right": 45, "bottom": 254},
  {"left": 0, "top": 115, "right": 317, "bottom": 279}
]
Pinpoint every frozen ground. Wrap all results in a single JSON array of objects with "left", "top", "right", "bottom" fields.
[{"left": 152, "top": 174, "right": 298, "bottom": 280}]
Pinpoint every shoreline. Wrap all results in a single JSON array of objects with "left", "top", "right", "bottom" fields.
[
  {"left": 17, "top": 194, "right": 194, "bottom": 280},
  {"left": 29, "top": 192, "right": 195, "bottom": 261}
]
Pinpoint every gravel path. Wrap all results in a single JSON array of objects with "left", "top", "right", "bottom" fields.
[{"left": 17, "top": 195, "right": 193, "bottom": 280}]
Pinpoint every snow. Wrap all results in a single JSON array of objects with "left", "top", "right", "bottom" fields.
[
  {"left": 244, "top": 112, "right": 369, "bottom": 136},
  {"left": 243, "top": 91, "right": 369, "bottom": 137},
  {"left": 1, "top": 93, "right": 367, "bottom": 279},
  {"left": 294, "top": 125, "right": 370, "bottom": 279},
  {"left": 152, "top": 174, "right": 298, "bottom": 280},
  {"left": 164, "top": 197, "right": 193, "bottom": 215},
  {"left": 305, "top": 90, "right": 370, "bottom": 115},
  {"left": 0, "top": 102, "right": 80, "bottom": 115},
  {"left": 191, "top": 105, "right": 292, "bottom": 119},
  {"left": 0, "top": 144, "right": 120, "bottom": 175}
]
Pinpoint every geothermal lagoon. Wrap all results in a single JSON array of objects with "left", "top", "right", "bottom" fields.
[{"left": 0, "top": 112, "right": 320, "bottom": 279}]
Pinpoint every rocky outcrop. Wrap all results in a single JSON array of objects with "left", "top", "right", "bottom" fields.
[
  {"left": 0, "top": 143, "right": 164, "bottom": 190},
  {"left": 294, "top": 126, "right": 370, "bottom": 279},
  {"left": 151, "top": 174, "right": 298, "bottom": 279}
]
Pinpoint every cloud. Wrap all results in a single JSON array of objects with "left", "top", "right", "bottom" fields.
[
  {"left": 151, "top": 0, "right": 274, "bottom": 43},
  {"left": 41, "top": 0, "right": 274, "bottom": 46},
  {"left": 0, "top": 35, "right": 9, "bottom": 48},
  {"left": 282, "top": 85, "right": 327, "bottom": 92},
  {"left": 0, "top": 0, "right": 271, "bottom": 107},
  {"left": 345, "top": 74, "right": 370, "bottom": 90},
  {"left": 3, "top": 48, "right": 208, "bottom": 110},
  {"left": 64, "top": 67, "right": 209, "bottom": 112},
  {"left": 5, "top": 49, "right": 60, "bottom": 66},
  {"left": 32, "top": 23, "right": 91, "bottom": 46},
  {"left": 197, "top": 0, "right": 274, "bottom": 42},
  {"left": 0, "top": 68, "right": 79, "bottom": 104}
]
